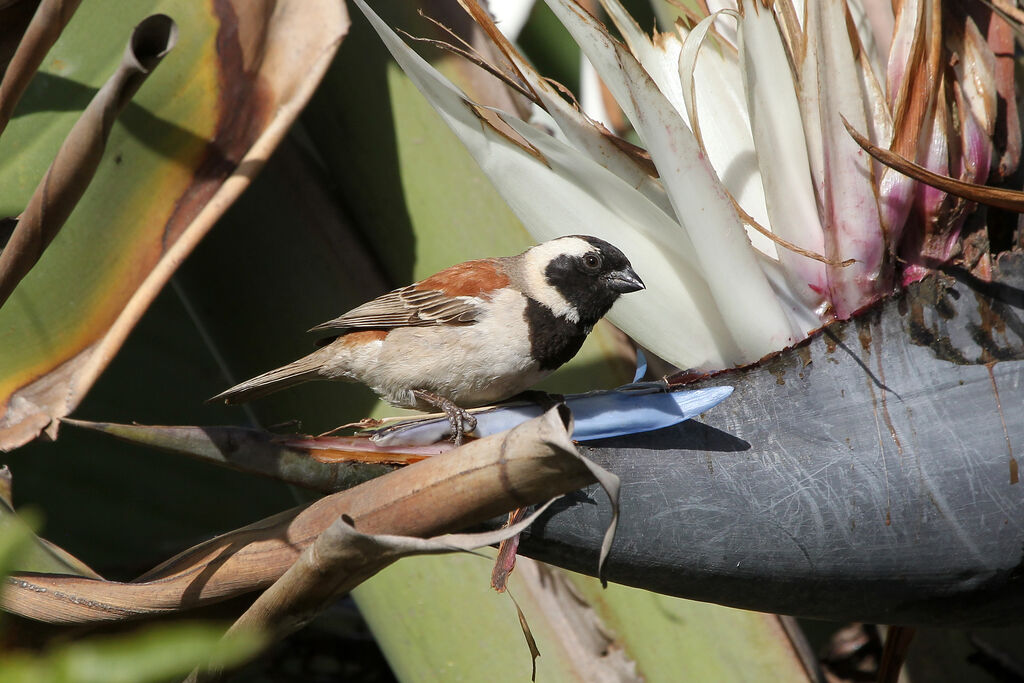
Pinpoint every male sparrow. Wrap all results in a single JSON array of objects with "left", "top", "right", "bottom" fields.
[{"left": 211, "top": 235, "right": 644, "bottom": 443}]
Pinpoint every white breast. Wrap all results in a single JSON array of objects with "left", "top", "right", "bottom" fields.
[{"left": 344, "top": 289, "right": 549, "bottom": 409}]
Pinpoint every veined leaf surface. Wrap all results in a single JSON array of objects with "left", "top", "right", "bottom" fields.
[{"left": 0, "top": 0, "right": 349, "bottom": 450}]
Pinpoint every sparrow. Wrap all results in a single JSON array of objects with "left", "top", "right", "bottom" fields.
[{"left": 210, "top": 235, "right": 644, "bottom": 443}]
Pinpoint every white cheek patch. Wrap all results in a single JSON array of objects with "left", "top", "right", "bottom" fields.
[{"left": 522, "top": 237, "right": 593, "bottom": 323}]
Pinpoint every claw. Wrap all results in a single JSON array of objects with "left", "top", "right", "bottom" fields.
[
  {"left": 447, "top": 406, "right": 476, "bottom": 446},
  {"left": 412, "top": 389, "right": 476, "bottom": 446}
]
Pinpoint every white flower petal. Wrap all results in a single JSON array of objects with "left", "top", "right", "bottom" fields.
[
  {"left": 757, "top": 251, "right": 829, "bottom": 334},
  {"left": 499, "top": 114, "right": 737, "bottom": 369},
  {"left": 353, "top": 0, "right": 735, "bottom": 369},
  {"left": 489, "top": 0, "right": 537, "bottom": 41},
  {"left": 806, "top": 0, "right": 887, "bottom": 318},
  {"left": 599, "top": 0, "right": 687, "bottom": 117},
  {"left": 486, "top": 15, "right": 676, "bottom": 217},
  {"left": 578, "top": 55, "right": 615, "bottom": 129},
  {"left": 705, "top": 0, "right": 740, "bottom": 46},
  {"left": 848, "top": 0, "right": 889, "bottom": 87},
  {"left": 545, "top": 0, "right": 797, "bottom": 359},
  {"left": 678, "top": 10, "right": 774, "bottom": 257},
  {"left": 737, "top": 1, "right": 827, "bottom": 321}
]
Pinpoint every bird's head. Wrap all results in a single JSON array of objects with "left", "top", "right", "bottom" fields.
[{"left": 522, "top": 235, "right": 644, "bottom": 325}]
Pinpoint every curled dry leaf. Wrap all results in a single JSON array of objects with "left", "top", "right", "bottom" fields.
[
  {"left": 2, "top": 407, "right": 618, "bottom": 625},
  {"left": 491, "top": 506, "right": 529, "bottom": 592},
  {"left": 845, "top": 117, "right": 1024, "bottom": 213},
  {"left": 187, "top": 502, "right": 561, "bottom": 683},
  {"left": 0, "top": 14, "right": 177, "bottom": 309},
  {"left": 0, "top": 0, "right": 83, "bottom": 136},
  {"left": 509, "top": 589, "right": 542, "bottom": 682},
  {"left": 0, "top": 0, "right": 350, "bottom": 451}
]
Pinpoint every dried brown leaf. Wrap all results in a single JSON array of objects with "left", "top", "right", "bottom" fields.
[
  {"left": 398, "top": 24, "right": 536, "bottom": 103},
  {"left": 186, "top": 501, "right": 560, "bottom": 683},
  {"left": 509, "top": 589, "right": 541, "bottom": 682},
  {"left": 882, "top": 0, "right": 944, "bottom": 243},
  {"left": 846, "top": 116, "right": 1024, "bottom": 213},
  {"left": 190, "top": 501, "right": 561, "bottom": 683},
  {"left": 491, "top": 506, "right": 528, "bottom": 592},
  {"left": 2, "top": 407, "right": 602, "bottom": 624},
  {"left": 460, "top": 0, "right": 654, "bottom": 173},
  {"left": 456, "top": 0, "right": 537, "bottom": 101}
]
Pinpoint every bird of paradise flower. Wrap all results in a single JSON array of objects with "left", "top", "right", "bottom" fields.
[{"left": 353, "top": 0, "right": 1019, "bottom": 373}]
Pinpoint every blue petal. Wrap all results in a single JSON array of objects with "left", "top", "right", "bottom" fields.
[
  {"left": 572, "top": 385, "right": 733, "bottom": 441},
  {"left": 632, "top": 349, "right": 648, "bottom": 383},
  {"left": 371, "top": 385, "right": 734, "bottom": 447}
]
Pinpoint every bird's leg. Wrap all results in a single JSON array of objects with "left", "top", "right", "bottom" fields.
[{"left": 412, "top": 389, "right": 477, "bottom": 446}]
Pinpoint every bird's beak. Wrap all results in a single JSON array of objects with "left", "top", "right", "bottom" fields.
[{"left": 606, "top": 267, "right": 645, "bottom": 293}]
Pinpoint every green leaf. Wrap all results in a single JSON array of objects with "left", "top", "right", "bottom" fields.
[
  {"left": 572, "top": 576, "right": 811, "bottom": 680},
  {"left": 0, "top": 507, "right": 37, "bottom": 587},
  {"left": 0, "top": 622, "right": 263, "bottom": 683},
  {"left": 0, "top": 498, "right": 99, "bottom": 577},
  {"left": 0, "top": 0, "right": 348, "bottom": 450}
]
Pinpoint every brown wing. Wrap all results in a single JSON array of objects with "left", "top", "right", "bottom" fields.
[{"left": 308, "top": 258, "right": 511, "bottom": 333}]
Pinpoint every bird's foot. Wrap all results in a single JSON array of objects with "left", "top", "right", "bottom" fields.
[
  {"left": 446, "top": 406, "right": 477, "bottom": 446},
  {"left": 412, "top": 389, "right": 476, "bottom": 446}
]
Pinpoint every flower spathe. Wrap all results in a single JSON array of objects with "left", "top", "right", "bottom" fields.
[{"left": 353, "top": 0, "right": 1014, "bottom": 372}]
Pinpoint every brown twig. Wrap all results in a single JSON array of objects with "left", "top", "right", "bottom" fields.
[
  {"left": 878, "top": 625, "right": 916, "bottom": 683},
  {"left": 844, "top": 115, "right": 1024, "bottom": 213},
  {"left": 0, "top": 14, "right": 177, "bottom": 308},
  {"left": 398, "top": 29, "right": 537, "bottom": 103},
  {"left": 0, "top": 0, "right": 83, "bottom": 136},
  {"left": 732, "top": 201, "right": 856, "bottom": 267}
]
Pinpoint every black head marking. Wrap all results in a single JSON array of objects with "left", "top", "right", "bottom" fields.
[
  {"left": 542, "top": 236, "right": 642, "bottom": 325},
  {"left": 523, "top": 297, "right": 589, "bottom": 371}
]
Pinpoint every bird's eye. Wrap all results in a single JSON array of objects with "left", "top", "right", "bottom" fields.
[{"left": 582, "top": 253, "right": 601, "bottom": 271}]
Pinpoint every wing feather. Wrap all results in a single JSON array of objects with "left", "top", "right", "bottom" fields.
[{"left": 308, "top": 258, "right": 511, "bottom": 334}]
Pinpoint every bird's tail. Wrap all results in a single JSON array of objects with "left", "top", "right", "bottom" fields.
[{"left": 208, "top": 350, "right": 330, "bottom": 404}]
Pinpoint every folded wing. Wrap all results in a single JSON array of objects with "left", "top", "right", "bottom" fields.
[{"left": 308, "top": 258, "right": 511, "bottom": 333}]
